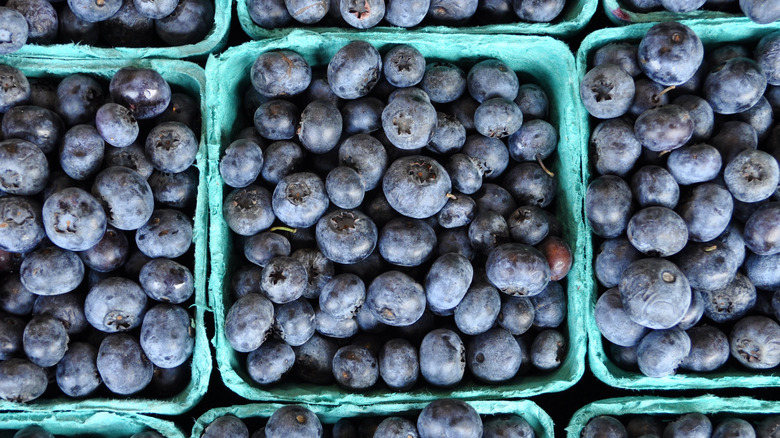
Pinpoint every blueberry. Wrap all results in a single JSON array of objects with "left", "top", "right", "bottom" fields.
[
  {"left": 0, "top": 314, "right": 23, "bottom": 360},
  {"left": 745, "top": 202, "right": 780, "bottom": 255},
  {"left": 95, "top": 103, "right": 138, "bottom": 148},
  {"left": 384, "top": 0, "right": 429, "bottom": 26},
  {"left": 92, "top": 166, "right": 155, "bottom": 231},
  {"left": 103, "top": 144, "right": 154, "bottom": 179},
  {"left": 704, "top": 57, "right": 767, "bottom": 114},
  {"left": 628, "top": 78, "right": 670, "bottom": 118},
  {"left": 627, "top": 207, "right": 688, "bottom": 257},
  {"left": 638, "top": 22, "right": 703, "bottom": 86},
  {"left": 220, "top": 139, "right": 264, "bottom": 189},
  {"left": 223, "top": 185, "right": 274, "bottom": 236},
  {"left": 0, "top": 196, "right": 44, "bottom": 253},
  {"left": 85, "top": 277, "right": 147, "bottom": 332},
  {"left": 382, "top": 93, "right": 438, "bottom": 150},
  {"left": 419, "top": 329, "right": 465, "bottom": 387},
  {"left": 663, "top": 413, "right": 711, "bottom": 438},
  {"left": 340, "top": 0, "right": 385, "bottom": 28},
  {"left": 427, "top": 0, "right": 479, "bottom": 22},
  {"left": 110, "top": 68, "right": 171, "bottom": 120},
  {"left": 712, "top": 419, "right": 756, "bottom": 438},
  {"left": 745, "top": 252, "right": 780, "bottom": 291},
  {"left": 139, "top": 258, "right": 194, "bottom": 304},
  {"left": 33, "top": 291, "right": 88, "bottom": 335},
  {"left": 0, "top": 64, "right": 30, "bottom": 113},
  {"left": 315, "top": 307, "right": 358, "bottom": 338},
  {"left": 253, "top": 99, "right": 299, "bottom": 141},
  {"left": 667, "top": 144, "right": 721, "bottom": 186},
  {"left": 513, "top": 0, "right": 565, "bottom": 21},
  {"left": 201, "top": 416, "right": 248, "bottom": 438},
  {"left": 446, "top": 154, "right": 483, "bottom": 195},
  {"left": 340, "top": 97, "right": 383, "bottom": 136},
  {"left": 0, "top": 139, "right": 49, "bottom": 196},
  {"left": 248, "top": 0, "right": 292, "bottom": 27},
  {"left": 0, "top": 274, "right": 36, "bottom": 315},
  {"left": 724, "top": 149, "right": 779, "bottom": 203},
  {"left": 246, "top": 339, "right": 295, "bottom": 385},
  {"left": 135, "top": 209, "right": 193, "bottom": 259},
  {"left": 514, "top": 83, "right": 549, "bottom": 120},
  {"left": 231, "top": 265, "right": 265, "bottom": 298},
  {"left": 291, "top": 248, "right": 334, "bottom": 300},
  {"left": 154, "top": 0, "right": 214, "bottom": 46},
  {"left": 42, "top": 187, "right": 107, "bottom": 252},
  {"left": 225, "top": 293, "right": 274, "bottom": 353},
  {"left": 503, "top": 162, "right": 557, "bottom": 208},
  {"left": 474, "top": 97, "right": 523, "bottom": 139},
  {"left": 374, "top": 417, "right": 418, "bottom": 438},
  {"left": 466, "top": 59, "right": 519, "bottom": 104},
  {"left": 467, "top": 327, "right": 521, "bottom": 382},
  {"left": 378, "top": 338, "right": 419, "bottom": 390},
  {"left": 455, "top": 282, "right": 501, "bottom": 335},
  {"left": 366, "top": 270, "right": 425, "bottom": 326},
  {"left": 0, "top": 8, "right": 27, "bottom": 54},
  {"left": 0, "top": 358, "right": 47, "bottom": 402},
  {"left": 594, "top": 43, "right": 641, "bottom": 77},
  {"left": 140, "top": 303, "right": 194, "bottom": 368},
  {"left": 634, "top": 105, "right": 694, "bottom": 152},
  {"left": 332, "top": 344, "right": 378, "bottom": 390},
  {"left": 260, "top": 256, "right": 307, "bottom": 304},
  {"left": 97, "top": 333, "right": 153, "bottom": 395},
  {"left": 133, "top": 0, "right": 178, "bottom": 18},
  {"left": 530, "top": 328, "right": 566, "bottom": 370},
  {"left": 586, "top": 175, "right": 633, "bottom": 238},
  {"left": 531, "top": 281, "right": 566, "bottom": 328},
  {"left": 20, "top": 246, "right": 84, "bottom": 296},
  {"left": 580, "top": 63, "right": 635, "bottom": 119},
  {"left": 383, "top": 45, "right": 425, "bottom": 88},
  {"left": 596, "top": 287, "right": 649, "bottom": 347},
  {"left": 428, "top": 112, "right": 466, "bottom": 155},
  {"left": 756, "top": 31, "right": 780, "bottom": 85},
  {"left": 508, "top": 119, "right": 557, "bottom": 163},
  {"left": 318, "top": 273, "right": 365, "bottom": 321},
  {"left": 680, "top": 325, "right": 729, "bottom": 372},
  {"left": 379, "top": 217, "right": 437, "bottom": 267},
  {"left": 383, "top": 155, "right": 451, "bottom": 219},
  {"left": 68, "top": 0, "right": 123, "bottom": 22},
  {"left": 145, "top": 121, "right": 198, "bottom": 173},
  {"left": 156, "top": 93, "right": 201, "bottom": 130},
  {"left": 486, "top": 243, "right": 550, "bottom": 297},
  {"left": 339, "top": 133, "right": 387, "bottom": 191},
  {"left": 462, "top": 134, "right": 510, "bottom": 180},
  {"left": 272, "top": 172, "right": 329, "bottom": 229},
  {"left": 2, "top": 105, "right": 64, "bottom": 154},
  {"left": 678, "top": 182, "right": 734, "bottom": 243},
  {"left": 741, "top": 0, "right": 780, "bottom": 22},
  {"left": 23, "top": 314, "right": 68, "bottom": 368},
  {"left": 316, "top": 209, "right": 378, "bottom": 264},
  {"left": 436, "top": 193, "right": 475, "bottom": 229},
  {"left": 468, "top": 210, "right": 509, "bottom": 254},
  {"left": 273, "top": 297, "right": 315, "bottom": 346},
  {"left": 730, "top": 315, "right": 780, "bottom": 369},
  {"left": 425, "top": 252, "right": 472, "bottom": 313},
  {"left": 630, "top": 165, "right": 679, "bottom": 209},
  {"left": 701, "top": 273, "right": 756, "bottom": 323},
  {"left": 619, "top": 258, "right": 691, "bottom": 329},
  {"left": 148, "top": 168, "right": 198, "bottom": 209},
  {"left": 299, "top": 100, "right": 342, "bottom": 153},
  {"left": 60, "top": 125, "right": 105, "bottom": 181},
  {"left": 671, "top": 95, "right": 714, "bottom": 141},
  {"left": 265, "top": 406, "right": 323, "bottom": 438},
  {"left": 326, "top": 166, "right": 365, "bottom": 209},
  {"left": 636, "top": 328, "right": 691, "bottom": 377},
  {"left": 497, "top": 294, "right": 534, "bottom": 335},
  {"left": 327, "top": 41, "right": 381, "bottom": 100}
]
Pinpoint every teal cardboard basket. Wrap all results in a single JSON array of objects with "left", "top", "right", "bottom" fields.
[
  {"left": 11, "top": 0, "right": 230, "bottom": 59},
  {"left": 192, "top": 400, "right": 554, "bottom": 437},
  {"left": 0, "top": 411, "right": 185, "bottom": 438},
  {"left": 576, "top": 21, "right": 780, "bottom": 391},
  {"left": 236, "top": 0, "right": 597, "bottom": 39},
  {"left": 206, "top": 31, "right": 587, "bottom": 404},
  {"left": 567, "top": 395, "right": 780, "bottom": 437},
  {"left": 0, "top": 57, "right": 211, "bottom": 415},
  {"left": 601, "top": 0, "right": 744, "bottom": 24}
]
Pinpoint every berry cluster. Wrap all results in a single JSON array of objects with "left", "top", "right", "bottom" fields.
[{"left": 583, "top": 412, "right": 780, "bottom": 437}]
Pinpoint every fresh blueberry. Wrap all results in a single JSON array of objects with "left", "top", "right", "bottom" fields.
[
  {"left": 97, "top": 333, "right": 153, "bottom": 395},
  {"left": 139, "top": 258, "right": 194, "bottom": 304},
  {"left": 627, "top": 206, "right": 688, "bottom": 256},
  {"left": 417, "top": 399, "right": 482, "bottom": 438},
  {"left": 225, "top": 293, "right": 274, "bottom": 353},
  {"left": 332, "top": 344, "right": 379, "bottom": 390},
  {"left": 148, "top": 168, "right": 198, "bottom": 209},
  {"left": 701, "top": 273, "right": 756, "bottom": 323},
  {"left": 33, "top": 291, "right": 88, "bottom": 335},
  {"left": 110, "top": 68, "right": 171, "bottom": 120},
  {"left": 530, "top": 328, "right": 566, "bottom": 370},
  {"left": 42, "top": 187, "right": 107, "bottom": 252},
  {"left": 135, "top": 208, "right": 193, "bottom": 259},
  {"left": 55, "top": 342, "right": 101, "bottom": 398},
  {"left": 384, "top": 0, "right": 429, "bottom": 26},
  {"left": 248, "top": 0, "right": 292, "bottom": 27},
  {"left": 678, "top": 182, "right": 734, "bottom": 243},
  {"left": 67, "top": 0, "right": 123, "bottom": 22},
  {"left": 486, "top": 243, "right": 550, "bottom": 296},
  {"left": 744, "top": 202, "right": 780, "bottom": 255},
  {"left": 20, "top": 246, "right": 84, "bottom": 296},
  {"left": 667, "top": 143, "right": 721, "bottom": 186},
  {"left": 140, "top": 303, "right": 194, "bottom": 368},
  {"left": 265, "top": 406, "right": 323, "bottom": 438},
  {"left": 0, "top": 64, "right": 30, "bottom": 113},
  {"left": 84, "top": 277, "right": 147, "bottom": 332},
  {"left": 154, "top": 0, "right": 214, "bottom": 46},
  {"left": 462, "top": 134, "right": 510, "bottom": 180},
  {"left": 22, "top": 314, "right": 68, "bottom": 368},
  {"left": 327, "top": 41, "right": 381, "bottom": 100},
  {"left": 260, "top": 256, "right": 307, "bottom": 304},
  {"left": 638, "top": 22, "right": 703, "bottom": 86},
  {"left": 704, "top": 57, "right": 767, "bottom": 114},
  {"left": 0, "top": 139, "right": 49, "bottom": 196},
  {"left": 419, "top": 329, "right": 465, "bottom": 387},
  {"left": 103, "top": 143, "right": 154, "bottom": 179},
  {"left": 379, "top": 217, "right": 437, "bottom": 267},
  {"left": 378, "top": 338, "right": 419, "bottom": 390},
  {"left": 246, "top": 339, "right": 295, "bottom": 385},
  {"left": 60, "top": 125, "right": 105, "bottom": 181},
  {"left": 366, "top": 270, "right": 425, "bottom": 326},
  {"left": 636, "top": 328, "right": 691, "bottom": 377},
  {"left": 513, "top": 0, "right": 565, "bottom": 21},
  {"left": 634, "top": 105, "right": 694, "bottom": 152},
  {"left": 145, "top": 121, "right": 198, "bottom": 173},
  {"left": 680, "top": 325, "right": 729, "bottom": 372},
  {"left": 223, "top": 185, "right": 274, "bottom": 236},
  {"left": 339, "top": 133, "right": 387, "bottom": 191},
  {"left": 619, "top": 258, "right": 691, "bottom": 329},
  {"left": 0, "top": 358, "right": 47, "bottom": 402},
  {"left": 318, "top": 273, "right": 365, "bottom": 321},
  {"left": 0, "top": 196, "right": 44, "bottom": 254},
  {"left": 383, "top": 155, "right": 451, "bottom": 219},
  {"left": 92, "top": 166, "right": 154, "bottom": 231},
  {"left": 2, "top": 105, "right": 64, "bottom": 154},
  {"left": 585, "top": 175, "right": 633, "bottom": 239},
  {"left": 201, "top": 416, "right": 248, "bottom": 438},
  {"left": 340, "top": 0, "right": 385, "bottom": 28},
  {"left": 474, "top": 97, "right": 523, "bottom": 139},
  {"left": 580, "top": 63, "right": 635, "bottom": 119},
  {"left": 596, "top": 288, "right": 649, "bottom": 347},
  {"left": 0, "top": 8, "right": 27, "bottom": 54},
  {"left": 272, "top": 172, "right": 329, "bottom": 229},
  {"left": 724, "top": 149, "right": 779, "bottom": 203},
  {"left": 382, "top": 93, "right": 438, "bottom": 150},
  {"left": 316, "top": 209, "right": 378, "bottom": 264}
]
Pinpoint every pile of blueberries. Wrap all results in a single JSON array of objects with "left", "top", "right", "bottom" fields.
[
  {"left": 248, "top": 0, "right": 566, "bottom": 29},
  {"left": 0, "top": 65, "right": 200, "bottom": 402},
  {"left": 582, "top": 412, "right": 780, "bottom": 437},
  {"left": 0, "top": 427, "right": 163, "bottom": 438},
  {"left": 582, "top": 22, "right": 780, "bottom": 378},
  {"left": 200, "top": 399, "right": 536, "bottom": 438},
  {"left": 0, "top": 0, "right": 214, "bottom": 54},
  {"left": 220, "top": 40, "right": 572, "bottom": 391},
  {"left": 620, "top": 0, "right": 779, "bottom": 24}
]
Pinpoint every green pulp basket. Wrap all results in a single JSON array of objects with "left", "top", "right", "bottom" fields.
[
  {"left": 601, "top": 0, "right": 744, "bottom": 25},
  {"left": 576, "top": 21, "right": 780, "bottom": 391},
  {"left": 0, "top": 411, "right": 185, "bottom": 438},
  {"left": 236, "top": 0, "right": 597, "bottom": 39},
  {"left": 206, "top": 30, "right": 587, "bottom": 405},
  {"left": 11, "top": 0, "right": 230, "bottom": 60},
  {"left": 191, "top": 400, "right": 554, "bottom": 437},
  {"left": 566, "top": 395, "right": 780, "bottom": 437},
  {"left": 0, "top": 56, "right": 211, "bottom": 415}
]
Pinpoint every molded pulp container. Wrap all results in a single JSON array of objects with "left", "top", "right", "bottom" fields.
[
  {"left": 566, "top": 395, "right": 780, "bottom": 437},
  {"left": 237, "top": 0, "right": 597, "bottom": 39},
  {"left": 191, "top": 400, "right": 554, "bottom": 437},
  {"left": 0, "top": 56, "right": 211, "bottom": 415},
  {"left": 11, "top": 0, "right": 230, "bottom": 60},
  {"left": 205, "top": 30, "right": 587, "bottom": 404},
  {"left": 576, "top": 21, "right": 780, "bottom": 391},
  {"left": 0, "top": 411, "right": 185, "bottom": 438}
]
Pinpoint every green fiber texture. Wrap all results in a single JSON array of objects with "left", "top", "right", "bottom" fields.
[
  {"left": 191, "top": 400, "right": 554, "bottom": 437},
  {"left": 0, "top": 411, "right": 185, "bottom": 437},
  {"left": 566, "top": 395, "right": 780, "bottom": 437},
  {"left": 10, "top": 0, "right": 230, "bottom": 60},
  {"left": 205, "top": 30, "right": 587, "bottom": 405},
  {"left": 0, "top": 57, "right": 211, "bottom": 415},
  {"left": 601, "top": 0, "right": 744, "bottom": 24},
  {"left": 237, "top": 0, "right": 596, "bottom": 39},
  {"left": 576, "top": 21, "right": 780, "bottom": 391}
]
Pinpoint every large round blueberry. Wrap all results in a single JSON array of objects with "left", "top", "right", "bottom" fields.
[
  {"left": 382, "top": 93, "right": 438, "bottom": 150},
  {"left": 2, "top": 105, "right": 64, "bottom": 154},
  {"left": 223, "top": 185, "right": 274, "bottom": 236},
  {"left": 680, "top": 325, "right": 730, "bottom": 372},
  {"left": 265, "top": 405, "right": 323, "bottom": 438},
  {"left": 379, "top": 217, "right": 437, "bottom": 267},
  {"left": 596, "top": 288, "right": 648, "bottom": 347},
  {"left": 219, "top": 138, "right": 263, "bottom": 189},
  {"left": 486, "top": 243, "right": 550, "bottom": 297},
  {"left": 636, "top": 328, "right": 691, "bottom": 377},
  {"left": 0, "top": 196, "right": 44, "bottom": 253},
  {"left": 634, "top": 105, "right": 694, "bottom": 152},
  {"left": 96, "top": 333, "right": 153, "bottom": 395},
  {"left": 667, "top": 143, "right": 722, "bottom": 185},
  {"left": 585, "top": 175, "right": 633, "bottom": 239},
  {"left": 60, "top": 125, "right": 105, "bottom": 181},
  {"left": 20, "top": 246, "right": 84, "bottom": 296},
  {"left": 0, "top": 139, "right": 49, "bottom": 196},
  {"left": 627, "top": 206, "right": 688, "bottom": 257},
  {"left": 272, "top": 172, "right": 328, "bottom": 229},
  {"left": 84, "top": 277, "right": 147, "bottom": 332},
  {"left": 145, "top": 121, "right": 199, "bottom": 174},
  {"left": 316, "top": 209, "right": 377, "bottom": 264},
  {"left": 704, "top": 57, "right": 767, "bottom": 115},
  {"left": 139, "top": 258, "right": 194, "bottom": 304},
  {"left": 135, "top": 209, "right": 192, "bottom": 259},
  {"left": 225, "top": 293, "right": 274, "bottom": 353},
  {"left": 246, "top": 339, "right": 295, "bottom": 385},
  {"left": 467, "top": 59, "right": 519, "bottom": 103},
  {"left": 619, "top": 258, "right": 691, "bottom": 329},
  {"left": 677, "top": 183, "right": 734, "bottom": 243},
  {"left": 730, "top": 315, "right": 780, "bottom": 369},
  {"left": 55, "top": 342, "right": 100, "bottom": 398},
  {"left": 724, "top": 149, "right": 779, "bottom": 203},
  {"left": 638, "top": 22, "right": 703, "bottom": 86},
  {"left": 0, "top": 64, "right": 29, "bottom": 113},
  {"left": 744, "top": 202, "right": 780, "bottom": 256},
  {"left": 383, "top": 155, "right": 451, "bottom": 219},
  {"left": 42, "top": 187, "right": 107, "bottom": 252},
  {"left": 378, "top": 338, "right": 419, "bottom": 390},
  {"left": 455, "top": 282, "right": 501, "bottom": 335},
  {"left": 251, "top": 50, "right": 312, "bottom": 98},
  {"left": 332, "top": 344, "right": 379, "bottom": 390},
  {"left": 92, "top": 166, "right": 155, "bottom": 231},
  {"left": 140, "top": 303, "right": 194, "bottom": 368},
  {"left": 0, "top": 8, "right": 27, "bottom": 54},
  {"left": 580, "top": 63, "right": 634, "bottom": 119},
  {"left": 109, "top": 68, "right": 171, "bottom": 120},
  {"left": 366, "top": 271, "right": 425, "bottom": 326},
  {"left": 327, "top": 41, "right": 381, "bottom": 100},
  {"left": 467, "top": 328, "right": 521, "bottom": 382},
  {"left": 0, "top": 358, "right": 47, "bottom": 402},
  {"left": 260, "top": 256, "right": 307, "bottom": 304},
  {"left": 417, "top": 399, "right": 482, "bottom": 438}
]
